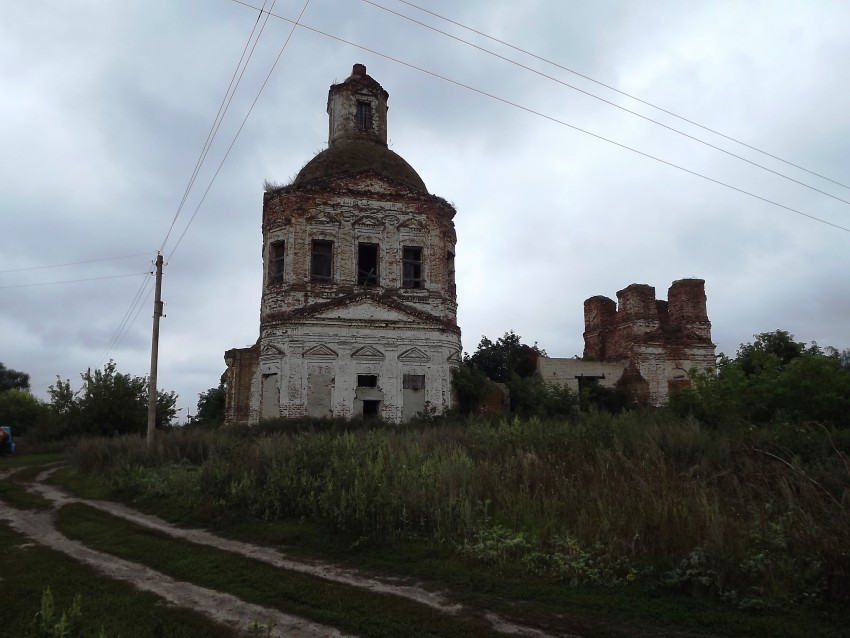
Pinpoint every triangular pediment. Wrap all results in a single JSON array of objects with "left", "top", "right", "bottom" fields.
[
  {"left": 399, "top": 347, "right": 430, "bottom": 362},
  {"left": 270, "top": 293, "right": 458, "bottom": 332},
  {"left": 447, "top": 350, "right": 462, "bottom": 363},
  {"left": 310, "top": 299, "right": 419, "bottom": 323},
  {"left": 353, "top": 215, "right": 385, "bottom": 229},
  {"left": 352, "top": 345, "right": 385, "bottom": 360},
  {"left": 261, "top": 343, "right": 286, "bottom": 356},
  {"left": 302, "top": 344, "right": 338, "bottom": 360}
]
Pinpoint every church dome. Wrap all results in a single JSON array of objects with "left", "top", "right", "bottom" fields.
[
  {"left": 291, "top": 65, "right": 428, "bottom": 193},
  {"left": 292, "top": 139, "right": 428, "bottom": 193}
]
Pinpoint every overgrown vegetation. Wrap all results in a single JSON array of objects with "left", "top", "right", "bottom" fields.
[
  {"left": 3, "top": 360, "right": 178, "bottom": 446},
  {"left": 455, "top": 331, "right": 580, "bottom": 416},
  {"left": 7, "top": 330, "right": 850, "bottom": 633},
  {"left": 670, "top": 330, "right": 850, "bottom": 426},
  {"left": 65, "top": 409, "right": 850, "bottom": 615},
  {"left": 191, "top": 381, "right": 226, "bottom": 427}
]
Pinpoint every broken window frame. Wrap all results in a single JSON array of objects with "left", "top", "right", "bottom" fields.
[
  {"left": 402, "top": 374, "right": 425, "bottom": 390},
  {"left": 402, "top": 246, "right": 424, "bottom": 289},
  {"left": 357, "top": 242, "right": 379, "bottom": 286},
  {"left": 310, "top": 239, "right": 334, "bottom": 282},
  {"left": 269, "top": 240, "right": 285, "bottom": 285},
  {"left": 355, "top": 101, "right": 373, "bottom": 131}
]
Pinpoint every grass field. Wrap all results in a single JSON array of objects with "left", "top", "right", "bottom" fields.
[{"left": 3, "top": 411, "right": 849, "bottom": 637}]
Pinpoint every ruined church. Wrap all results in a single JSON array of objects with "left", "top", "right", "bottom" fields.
[
  {"left": 537, "top": 279, "right": 716, "bottom": 406},
  {"left": 224, "top": 64, "right": 461, "bottom": 424}
]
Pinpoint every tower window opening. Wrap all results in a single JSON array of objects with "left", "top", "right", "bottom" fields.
[
  {"left": 311, "top": 239, "right": 334, "bottom": 282},
  {"left": 446, "top": 250, "right": 455, "bottom": 290},
  {"left": 358, "top": 243, "right": 379, "bottom": 286},
  {"left": 269, "top": 240, "right": 285, "bottom": 284},
  {"left": 402, "top": 246, "right": 423, "bottom": 288},
  {"left": 356, "top": 101, "right": 372, "bottom": 131}
]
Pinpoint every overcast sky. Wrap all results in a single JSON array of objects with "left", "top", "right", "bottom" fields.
[{"left": 2, "top": 0, "right": 848, "bottom": 419}]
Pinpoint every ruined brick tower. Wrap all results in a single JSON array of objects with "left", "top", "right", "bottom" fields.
[
  {"left": 583, "top": 279, "right": 715, "bottom": 405},
  {"left": 537, "top": 278, "right": 716, "bottom": 407},
  {"left": 224, "top": 64, "right": 461, "bottom": 424}
]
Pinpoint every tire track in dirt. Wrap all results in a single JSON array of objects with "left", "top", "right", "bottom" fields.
[
  {"left": 14, "top": 466, "right": 570, "bottom": 637},
  {"left": 0, "top": 503, "right": 349, "bottom": 637}
]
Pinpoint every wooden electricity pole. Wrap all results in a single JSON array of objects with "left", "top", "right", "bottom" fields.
[{"left": 146, "top": 253, "right": 164, "bottom": 451}]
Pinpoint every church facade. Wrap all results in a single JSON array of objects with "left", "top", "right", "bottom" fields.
[{"left": 224, "top": 64, "right": 461, "bottom": 424}]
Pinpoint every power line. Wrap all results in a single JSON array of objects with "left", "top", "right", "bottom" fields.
[
  {"left": 167, "top": 0, "right": 312, "bottom": 261},
  {"left": 96, "top": 273, "right": 154, "bottom": 367},
  {"left": 0, "top": 272, "right": 149, "bottom": 290},
  {"left": 159, "top": 0, "right": 277, "bottom": 253},
  {"left": 231, "top": 1, "right": 850, "bottom": 234},
  {"left": 0, "top": 252, "right": 152, "bottom": 274},
  {"left": 387, "top": 0, "right": 850, "bottom": 194},
  {"left": 361, "top": 0, "right": 850, "bottom": 209},
  {"left": 96, "top": 2, "right": 285, "bottom": 368}
]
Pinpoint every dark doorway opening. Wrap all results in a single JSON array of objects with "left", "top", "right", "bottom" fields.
[{"left": 362, "top": 400, "right": 381, "bottom": 419}]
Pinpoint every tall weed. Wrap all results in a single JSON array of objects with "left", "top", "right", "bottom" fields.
[{"left": 67, "top": 413, "right": 850, "bottom": 608}]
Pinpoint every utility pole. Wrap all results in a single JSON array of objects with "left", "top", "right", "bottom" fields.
[{"left": 147, "top": 253, "right": 164, "bottom": 451}]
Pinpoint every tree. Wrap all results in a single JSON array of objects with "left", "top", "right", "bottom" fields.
[
  {"left": 825, "top": 346, "right": 850, "bottom": 371},
  {"left": 465, "top": 331, "right": 544, "bottom": 383},
  {"left": 460, "top": 331, "right": 578, "bottom": 416},
  {"left": 194, "top": 382, "right": 226, "bottom": 426},
  {"left": 47, "top": 361, "right": 178, "bottom": 438},
  {"left": 0, "top": 362, "right": 30, "bottom": 392},
  {"left": 735, "top": 329, "right": 818, "bottom": 377},
  {"left": 450, "top": 364, "right": 491, "bottom": 414},
  {"left": 670, "top": 331, "right": 850, "bottom": 427},
  {"left": 0, "top": 389, "right": 48, "bottom": 436}
]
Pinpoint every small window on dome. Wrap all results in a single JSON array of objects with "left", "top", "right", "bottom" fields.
[{"left": 356, "top": 101, "right": 372, "bottom": 131}]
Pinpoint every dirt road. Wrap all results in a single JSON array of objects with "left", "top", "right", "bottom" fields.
[{"left": 1, "top": 466, "right": 564, "bottom": 637}]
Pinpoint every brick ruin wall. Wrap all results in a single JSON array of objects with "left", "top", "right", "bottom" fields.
[
  {"left": 582, "top": 278, "right": 716, "bottom": 405},
  {"left": 224, "top": 345, "right": 259, "bottom": 424}
]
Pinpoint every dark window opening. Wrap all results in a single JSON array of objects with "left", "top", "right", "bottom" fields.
[
  {"left": 357, "top": 374, "right": 378, "bottom": 388},
  {"left": 357, "top": 243, "right": 379, "bottom": 286},
  {"left": 269, "top": 240, "right": 285, "bottom": 284},
  {"left": 446, "top": 250, "right": 455, "bottom": 290},
  {"left": 403, "top": 374, "right": 425, "bottom": 390},
  {"left": 577, "top": 376, "right": 601, "bottom": 393},
  {"left": 311, "top": 239, "right": 333, "bottom": 282},
  {"left": 402, "top": 246, "right": 423, "bottom": 288},
  {"left": 362, "top": 400, "right": 381, "bottom": 418},
  {"left": 356, "top": 101, "right": 373, "bottom": 131}
]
